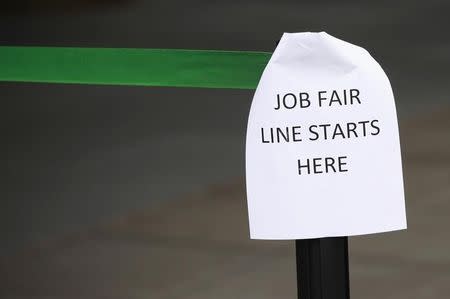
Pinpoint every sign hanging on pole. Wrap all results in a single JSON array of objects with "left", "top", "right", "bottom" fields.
[{"left": 246, "top": 32, "right": 407, "bottom": 240}]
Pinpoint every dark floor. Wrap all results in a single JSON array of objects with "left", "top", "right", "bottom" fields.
[{"left": 1, "top": 107, "right": 450, "bottom": 298}]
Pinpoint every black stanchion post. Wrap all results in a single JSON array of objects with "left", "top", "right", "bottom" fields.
[{"left": 296, "top": 237, "right": 350, "bottom": 299}]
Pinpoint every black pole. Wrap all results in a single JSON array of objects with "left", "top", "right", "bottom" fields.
[{"left": 296, "top": 237, "right": 350, "bottom": 299}]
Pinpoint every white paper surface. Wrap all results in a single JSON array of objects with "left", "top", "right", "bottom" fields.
[{"left": 245, "top": 32, "right": 407, "bottom": 240}]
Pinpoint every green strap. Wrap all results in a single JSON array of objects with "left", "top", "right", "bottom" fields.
[{"left": 0, "top": 47, "right": 271, "bottom": 89}]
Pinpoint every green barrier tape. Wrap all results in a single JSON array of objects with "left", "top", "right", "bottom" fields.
[{"left": 0, "top": 47, "right": 272, "bottom": 89}]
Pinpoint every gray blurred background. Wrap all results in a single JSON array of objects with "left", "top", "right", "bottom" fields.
[{"left": 1, "top": 1, "right": 449, "bottom": 298}]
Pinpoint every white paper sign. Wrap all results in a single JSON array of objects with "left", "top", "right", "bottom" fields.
[{"left": 245, "top": 32, "right": 407, "bottom": 240}]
